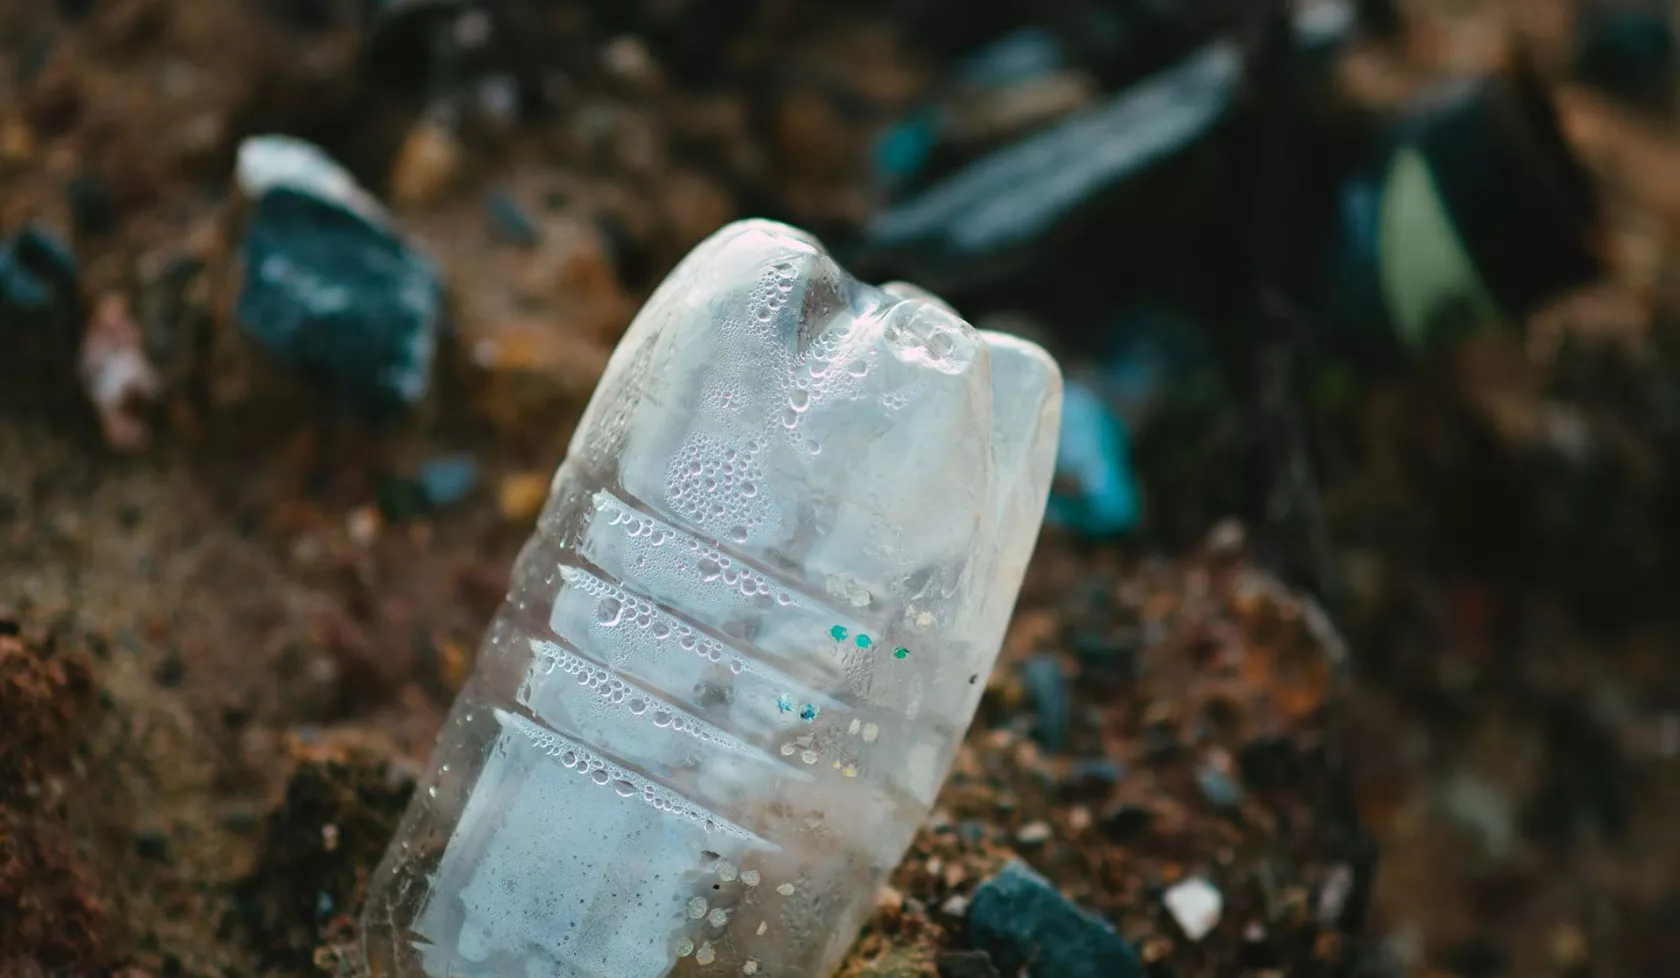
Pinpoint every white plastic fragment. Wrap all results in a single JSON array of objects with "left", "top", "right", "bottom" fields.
[{"left": 1163, "top": 876, "right": 1223, "bottom": 941}]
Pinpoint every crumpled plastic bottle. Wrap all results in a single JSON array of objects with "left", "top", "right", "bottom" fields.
[{"left": 359, "top": 219, "right": 1062, "bottom": 977}]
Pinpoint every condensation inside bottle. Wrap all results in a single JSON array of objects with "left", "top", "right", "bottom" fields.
[{"left": 359, "top": 220, "right": 1060, "bottom": 977}]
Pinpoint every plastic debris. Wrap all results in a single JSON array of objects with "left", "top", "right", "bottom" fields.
[
  {"left": 858, "top": 41, "right": 1242, "bottom": 295},
  {"left": 1321, "top": 63, "right": 1603, "bottom": 361},
  {"left": 872, "top": 28, "right": 1090, "bottom": 194},
  {"left": 77, "top": 293, "right": 161, "bottom": 451},
  {"left": 1048, "top": 378, "right": 1140, "bottom": 536},
  {"left": 1162, "top": 877, "right": 1223, "bottom": 941},
  {"left": 358, "top": 219, "right": 1062, "bottom": 977},
  {"left": 967, "top": 861, "right": 1144, "bottom": 978},
  {"left": 235, "top": 140, "right": 443, "bottom": 418}
]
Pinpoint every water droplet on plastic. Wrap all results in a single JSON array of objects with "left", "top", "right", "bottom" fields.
[{"left": 596, "top": 597, "right": 623, "bottom": 626}]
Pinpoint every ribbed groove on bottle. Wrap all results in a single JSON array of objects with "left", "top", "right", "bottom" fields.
[
  {"left": 493, "top": 705, "right": 779, "bottom": 852},
  {"left": 540, "top": 555, "right": 856, "bottom": 712},
  {"left": 574, "top": 484, "right": 887, "bottom": 637},
  {"left": 521, "top": 634, "right": 815, "bottom": 781}
]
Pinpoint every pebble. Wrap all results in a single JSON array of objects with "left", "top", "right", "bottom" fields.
[
  {"left": 1163, "top": 877, "right": 1223, "bottom": 941},
  {"left": 1100, "top": 803, "right": 1154, "bottom": 843},
  {"left": 0, "top": 224, "right": 78, "bottom": 315},
  {"left": 391, "top": 118, "right": 464, "bottom": 207},
  {"left": 967, "top": 861, "right": 1143, "bottom": 978},
  {"left": 483, "top": 190, "right": 541, "bottom": 248},
  {"left": 1062, "top": 758, "right": 1125, "bottom": 798},
  {"left": 937, "top": 949, "right": 1002, "bottom": 978},
  {"left": 876, "top": 885, "right": 903, "bottom": 920},
  {"left": 78, "top": 293, "right": 162, "bottom": 451},
  {"left": 497, "top": 472, "right": 549, "bottom": 523},
  {"left": 1197, "top": 763, "right": 1242, "bottom": 809},
  {"left": 236, "top": 185, "right": 442, "bottom": 417},
  {"left": 1015, "top": 820, "right": 1053, "bottom": 846},
  {"left": 135, "top": 827, "right": 169, "bottom": 861},
  {"left": 1020, "top": 655, "right": 1070, "bottom": 751}
]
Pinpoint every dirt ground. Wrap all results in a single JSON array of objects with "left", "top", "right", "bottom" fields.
[{"left": 3, "top": 1, "right": 1680, "bottom": 976}]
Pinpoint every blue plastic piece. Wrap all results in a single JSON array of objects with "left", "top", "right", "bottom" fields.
[
  {"left": 1048, "top": 378, "right": 1140, "bottom": 536},
  {"left": 416, "top": 454, "right": 480, "bottom": 508}
]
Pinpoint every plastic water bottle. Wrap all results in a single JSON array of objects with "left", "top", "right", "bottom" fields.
[{"left": 359, "top": 220, "right": 1062, "bottom": 977}]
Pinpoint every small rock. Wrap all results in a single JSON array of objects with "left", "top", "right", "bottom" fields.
[
  {"left": 1061, "top": 758, "right": 1125, "bottom": 798},
  {"left": 1197, "top": 762, "right": 1242, "bottom": 809},
  {"left": 1206, "top": 518, "right": 1246, "bottom": 557},
  {"left": 0, "top": 117, "right": 35, "bottom": 162},
  {"left": 967, "top": 861, "right": 1144, "bottom": 978},
  {"left": 1438, "top": 770, "right": 1514, "bottom": 857},
  {"left": 483, "top": 190, "right": 541, "bottom": 248},
  {"left": 937, "top": 949, "right": 1002, "bottom": 978},
  {"left": 602, "top": 35, "right": 660, "bottom": 88},
  {"left": 236, "top": 185, "right": 442, "bottom": 417},
  {"left": 1020, "top": 655, "right": 1069, "bottom": 751},
  {"left": 78, "top": 293, "right": 161, "bottom": 451},
  {"left": 497, "top": 472, "right": 549, "bottom": 523},
  {"left": 0, "top": 224, "right": 79, "bottom": 315},
  {"left": 1163, "top": 877, "right": 1223, "bottom": 941},
  {"left": 152, "top": 655, "right": 185, "bottom": 687},
  {"left": 1015, "top": 820, "right": 1053, "bottom": 846},
  {"left": 67, "top": 172, "right": 116, "bottom": 236},
  {"left": 1316, "top": 863, "right": 1355, "bottom": 927},
  {"left": 391, "top": 118, "right": 463, "bottom": 208},
  {"left": 134, "top": 828, "right": 169, "bottom": 861},
  {"left": 875, "top": 885, "right": 903, "bottom": 920},
  {"left": 1101, "top": 803, "right": 1154, "bottom": 843},
  {"left": 415, "top": 454, "right": 480, "bottom": 509}
]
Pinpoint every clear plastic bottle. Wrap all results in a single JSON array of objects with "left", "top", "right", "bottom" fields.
[{"left": 359, "top": 220, "right": 1061, "bottom": 977}]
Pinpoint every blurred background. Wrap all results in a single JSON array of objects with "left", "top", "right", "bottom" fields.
[{"left": 2, "top": 0, "right": 1679, "bottom": 976}]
